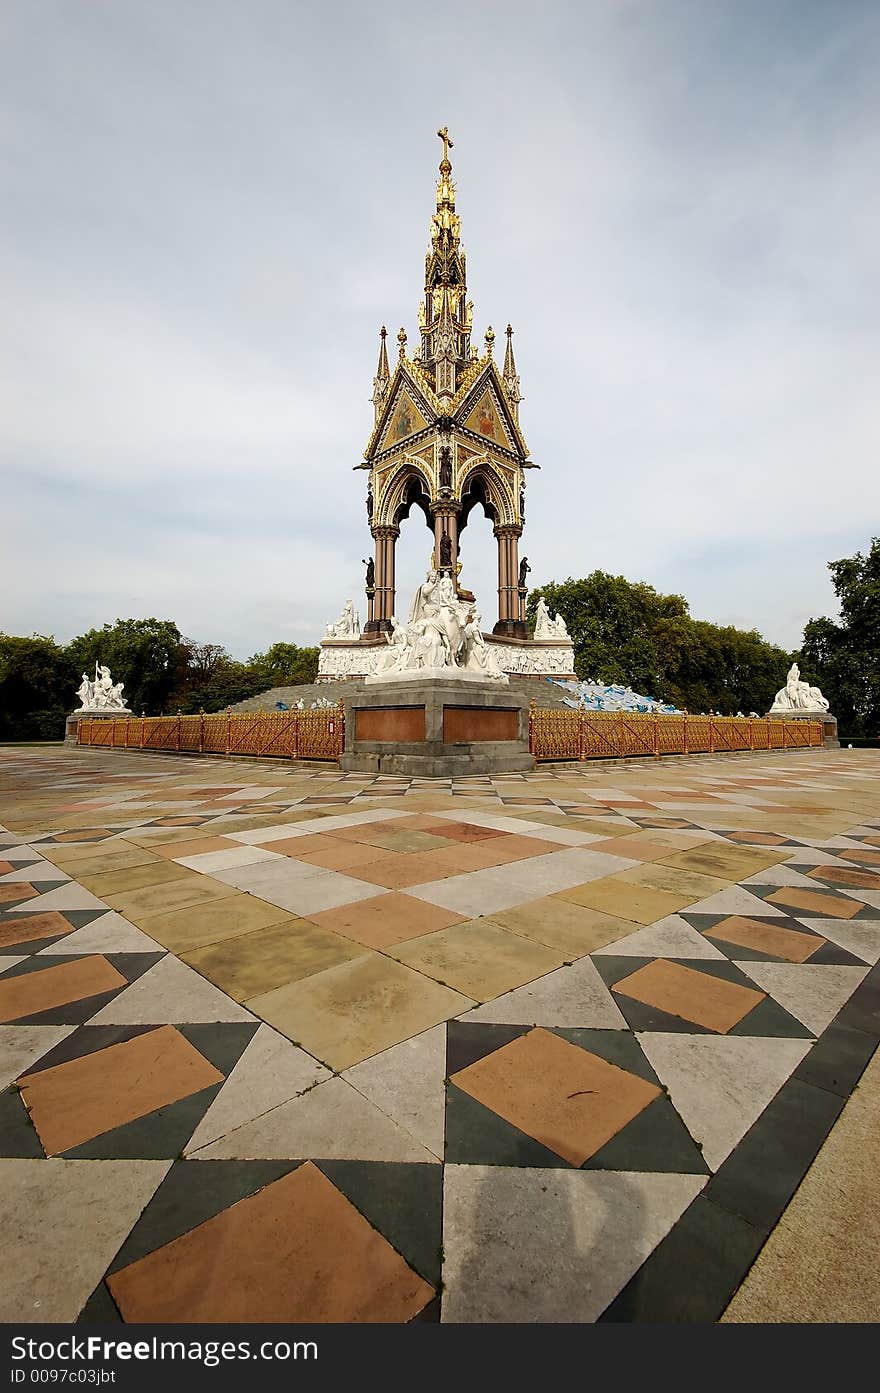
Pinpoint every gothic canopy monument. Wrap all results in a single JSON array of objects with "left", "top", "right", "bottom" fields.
[{"left": 318, "top": 128, "right": 575, "bottom": 684}]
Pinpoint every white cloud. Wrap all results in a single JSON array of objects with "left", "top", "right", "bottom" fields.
[{"left": 2, "top": 0, "right": 878, "bottom": 657}]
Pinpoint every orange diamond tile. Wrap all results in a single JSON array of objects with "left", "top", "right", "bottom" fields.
[
  {"left": 0, "top": 956, "right": 127, "bottom": 1024},
  {"left": 705, "top": 916, "right": 825, "bottom": 963},
  {"left": 612, "top": 959, "right": 765, "bottom": 1033},
  {"left": 19, "top": 1024, "right": 223, "bottom": 1154},
  {"left": 306, "top": 892, "right": 465, "bottom": 949},
  {"left": 0, "top": 911, "right": 75, "bottom": 950},
  {"left": 765, "top": 887, "right": 865, "bottom": 920},
  {"left": 0, "top": 884, "right": 39, "bottom": 905},
  {"left": 108, "top": 1162, "right": 434, "bottom": 1322},
  {"left": 451, "top": 1027, "right": 660, "bottom": 1166}
]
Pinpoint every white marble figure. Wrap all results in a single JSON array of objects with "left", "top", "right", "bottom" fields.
[
  {"left": 375, "top": 616, "right": 413, "bottom": 674},
  {"left": 534, "top": 596, "right": 568, "bottom": 640},
  {"left": 409, "top": 566, "right": 441, "bottom": 624},
  {"left": 461, "top": 611, "right": 506, "bottom": 680},
  {"left": 324, "top": 599, "right": 361, "bottom": 639},
  {"left": 376, "top": 580, "right": 506, "bottom": 681},
  {"left": 75, "top": 663, "right": 130, "bottom": 712},
  {"left": 770, "top": 663, "right": 830, "bottom": 714}
]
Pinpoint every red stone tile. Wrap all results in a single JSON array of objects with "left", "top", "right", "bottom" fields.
[
  {"left": 108, "top": 1163, "right": 434, "bottom": 1322},
  {"left": 20, "top": 1025, "right": 223, "bottom": 1154},
  {"left": 0, "top": 956, "right": 127, "bottom": 1023},
  {"left": 452, "top": 1028, "right": 659, "bottom": 1166},
  {"left": 0, "top": 912, "right": 74, "bottom": 950},
  {"left": 612, "top": 960, "right": 765, "bottom": 1033}
]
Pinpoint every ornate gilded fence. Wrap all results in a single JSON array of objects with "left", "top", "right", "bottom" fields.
[
  {"left": 529, "top": 709, "right": 824, "bottom": 763},
  {"left": 77, "top": 707, "right": 345, "bottom": 763}
]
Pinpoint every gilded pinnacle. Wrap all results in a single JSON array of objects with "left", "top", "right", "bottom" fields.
[{"left": 437, "top": 125, "right": 454, "bottom": 172}]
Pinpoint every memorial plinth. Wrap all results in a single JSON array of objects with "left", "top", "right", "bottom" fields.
[
  {"left": 767, "top": 663, "right": 839, "bottom": 747},
  {"left": 341, "top": 676, "right": 533, "bottom": 776},
  {"left": 765, "top": 708, "right": 839, "bottom": 748}
]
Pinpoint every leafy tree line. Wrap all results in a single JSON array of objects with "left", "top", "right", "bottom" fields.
[
  {"left": 799, "top": 537, "right": 880, "bottom": 738},
  {"left": 527, "top": 574, "right": 792, "bottom": 716},
  {"left": 3, "top": 539, "right": 876, "bottom": 742},
  {"left": 528, "top": 540, "right": 879, "bottom": 735},
  {"left": 0, "top": 619, "right": 319, "bottom": 742}
]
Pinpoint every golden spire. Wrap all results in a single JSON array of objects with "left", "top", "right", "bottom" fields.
[
  {"left": 437, "top": 125, "right": 454, "bottom": 172},
  {"left": 421, "top": 127, "right": 469, "bottom": 395}
]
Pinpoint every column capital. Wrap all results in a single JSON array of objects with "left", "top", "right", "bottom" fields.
[
  {"left": 371, "top": 524, "right": 400, "bottom": 540},
  {"left": 493, "top": 524, "right": 523, "bottom": 540}
]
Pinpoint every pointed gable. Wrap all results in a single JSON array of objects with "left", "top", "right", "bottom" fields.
[
  {"left": 463, "top": 386, "right": 513, "bottom": 449},
  {"left": 377, "top": 385, "right": 429, "bottom": 452}
]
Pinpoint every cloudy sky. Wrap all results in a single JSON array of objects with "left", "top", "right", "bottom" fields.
[{"left": 2, "top": 0, "right": 878, "bottom": 659}]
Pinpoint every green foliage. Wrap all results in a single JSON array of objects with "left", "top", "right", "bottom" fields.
[
  {"left": 66, "top": 618, "right": 184, "bottom": 716},
  {"left": 528, "top": 572, "right": 791, "bottom": 714},
  {"left": 0, "top": 623, "right": 320, "bottom": 740},
  {"left": 0, "top": 634, "right": 76, "bottom": 742},
  {"left": 246, "top": 642, "right": 320, "bottom": 691},
  {"left": 799, "top": 538, "right": 880, "bottom": 737}
]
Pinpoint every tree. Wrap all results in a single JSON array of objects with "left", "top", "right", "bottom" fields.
[
  {"left": 168, "top": 640, "right": 255, "bottom": 714},
  {"left": 65, "top": 618, "right": 184, "bottom": 716},
  {"left": 246, "top": 642, "right": 320, "bottom": 690},
  {"left": 800, "top": 538, "right": 880, "bottom": 737},
  {"left": 528, "top": 571, "right": 791, "bottom": 714},
  {"left": 0, "top": 635, "right": 76, "bottom": 741}
]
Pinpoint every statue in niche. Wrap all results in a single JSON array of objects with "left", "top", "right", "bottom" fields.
[
  {"left": 362, "top": 558, "right": 375, "bottom": 590},
  {"left": 366, "top": 486, "right": 373, "bottom": 522},
  {"left": 518, "top": 556, "right": 531, "bottom": 588},
  {"left": 520, "top": 483, "right": 526, "bottom": 521},
  {"left": 439, "top": 534, "right": 453, "bottom": 569},
  {"left": 439, "top": 446, "right": 453, "bottom": 489}
]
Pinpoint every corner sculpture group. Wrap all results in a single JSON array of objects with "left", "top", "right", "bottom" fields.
[
  {"left": 769, "top": 663, "right": 830, "bottom": 714},
  {"left": 75, "top": 663, "right": 130, "bottom": 712}
]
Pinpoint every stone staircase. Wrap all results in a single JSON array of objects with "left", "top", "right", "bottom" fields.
[{"left": 225, "top": 677, "right": 575, "bottom": 713}]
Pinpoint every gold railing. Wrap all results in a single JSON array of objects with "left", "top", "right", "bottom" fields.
[
  {"left": 77, "top": 707, "right": 345, "bottom": 762},
  {"left": 529, "top": 709, "right": 824, "bottom": 762}
]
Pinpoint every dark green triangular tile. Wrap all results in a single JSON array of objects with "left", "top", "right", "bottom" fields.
[
  {"left": 61, "top": 1083, "right": 223, "bottom": 1160},
  {"left": 445, "top": 1082, "right": 566, "bottom": 1168},
  {"left": 179, "top": 1022, "right": 260, "bottom": 1075},
  {"left": 446, "top": 1020, "right": 528, "bottom": 1077},
  {"left": 317, "top": 1160, "right": 443, "bottom": 1285},
  {"left": 585, "top": 1093, "right": 709, "bottom": 1175},
  {"left": 553, "top": 1027, "right": 661, "bottom": 1083},
  {"left": 730, "top": 996, "right": 814, "bottom": 1039},
  {"left": 0, "top": 1085, "right": 44, "bottom": 1157},
  {"left": 105, "top": 952, "right": 166, "bottom": 983},
  {"left": 77, "top": 1281, "right": 123, "bottom": 1324},
  {"left": 108, "top": 1158, "right": 302, "bottom": 1274},
  {"left": 19, "top": 1024, "right": 155, "bottom": 1076}
]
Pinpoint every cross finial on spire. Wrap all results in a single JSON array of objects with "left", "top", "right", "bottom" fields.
[{"left": 437, "top": 125, "right": 453, "bottom": 170}]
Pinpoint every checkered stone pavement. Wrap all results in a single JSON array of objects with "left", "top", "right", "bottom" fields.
[{"left": 1, "top": 745, "right": 878, "bottom": 1322}]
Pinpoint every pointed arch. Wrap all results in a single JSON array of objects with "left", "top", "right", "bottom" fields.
[{"left": 458, "top": 457, "right": 517, "bottom": 530}]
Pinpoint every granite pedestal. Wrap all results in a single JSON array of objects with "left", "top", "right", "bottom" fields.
[
  {"left": 341, "top": 677, "right": 535, "bottom": 775},
  {"left": 64, "top": 710, "right": 131, "bottom": 746},
  {"left": 767, "top": 709, "right": 839, "bottom": 748}
]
